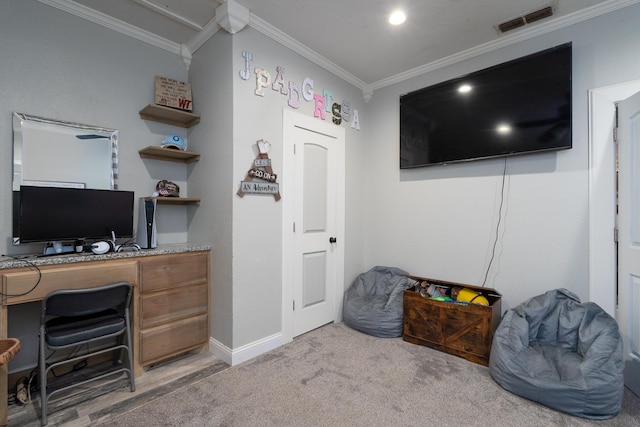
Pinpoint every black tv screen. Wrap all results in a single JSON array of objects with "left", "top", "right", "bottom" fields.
[
  {"left": 18, "top": 186, "right": 134, "bottom": 243},
  {"left": 400, "top": 43, "right": 572, "bottom": 168}
]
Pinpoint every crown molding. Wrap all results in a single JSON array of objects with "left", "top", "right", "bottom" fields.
[
  {"left": 248, "top": 0, "right": 640, "bottom": 97},
  {"left": 370, "top": 0, "right": 640, "bottom": 90},
  {"left": 216, "top": 0, "right": 250, "bottom": 35},
  {"left": 38, "top": 0, "right": 640, "bottom": 94},
  {"left": 248, "top": 14, "right": 368, "bottom": 92},
  {"left": 180, "top": 44, "right": 193, "bottom": 69},
  {"left": 132, "top": 0, "right": 205, "bottom": 32},
  {"left": 38, "top": 0, "right": 182, "bottom": 55},
  {"left": 186, "top": 18, "right": 221, "bottom": 54}
]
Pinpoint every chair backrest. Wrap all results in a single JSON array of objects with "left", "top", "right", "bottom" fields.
[{"left": 42, "top": 281, "right": 131, "bottom": 321}]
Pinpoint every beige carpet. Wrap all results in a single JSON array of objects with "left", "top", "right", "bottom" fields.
[{"left": 102, "top": 323, "right": 640, "bottom": 426}]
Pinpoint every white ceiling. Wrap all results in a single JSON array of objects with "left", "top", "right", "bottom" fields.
[{"left": 42, "top": 0, "right": 639, "bottom": 90}]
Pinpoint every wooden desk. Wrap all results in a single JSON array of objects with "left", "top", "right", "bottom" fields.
[{"left": 0, "top": 246, "right": 210, "bottom": 425}]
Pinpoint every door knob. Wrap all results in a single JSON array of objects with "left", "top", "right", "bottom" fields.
[{"left": 329, "top": 237, "right": 337, "bottom": 244}]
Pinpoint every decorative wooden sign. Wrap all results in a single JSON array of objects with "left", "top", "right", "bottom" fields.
[
  {"left": 237, "top": 140, "right": 281, "bottom": 201},
  {"left": 155, "top": 76, "right": 193, "bottom": 111}
]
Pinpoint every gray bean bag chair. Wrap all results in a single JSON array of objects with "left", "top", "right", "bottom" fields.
[
  {"left": 343, "top": 266, "right": 414, "bottom": 337},
  {"left": 489, "top": 288, "right": 623, "bottom": 419}
]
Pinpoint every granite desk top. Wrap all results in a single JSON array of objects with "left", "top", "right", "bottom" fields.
[{"left": 0, "top": 243, "right": 211, "bottom": 270}]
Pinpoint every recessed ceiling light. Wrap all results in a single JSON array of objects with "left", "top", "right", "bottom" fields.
[{"left": 389, "top": 10, "right": 406, "bottom": 26}]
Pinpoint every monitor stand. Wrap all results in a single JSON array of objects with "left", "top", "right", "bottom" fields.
[{"left": 42, "top": 241, "right": 74, "bottom": 256}]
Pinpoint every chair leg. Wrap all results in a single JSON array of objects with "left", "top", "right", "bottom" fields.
[
  {"left": 115, "top": 334, "right": 125, "bottom": 367},
  {"left": 125, "top": 314, "right": 136, "bottom": 392},
  {"left": 39, "top": 328, "right": 47, "bottom": 426}
]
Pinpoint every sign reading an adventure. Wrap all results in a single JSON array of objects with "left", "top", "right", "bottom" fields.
[{"left": 237, "top": 140, "right": 281, "bottom": 201}]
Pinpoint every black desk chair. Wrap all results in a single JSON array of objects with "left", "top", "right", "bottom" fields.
[{"left": 39, "top": 281, "right": 136, "bottom": 426}]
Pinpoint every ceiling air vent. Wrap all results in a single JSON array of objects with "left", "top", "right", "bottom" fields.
[
  {"left": 524, "top": 6, "right": 554, "bottom": 24},
  {"left": 496, "top": 4, "right": 555, "bottom": 33},
  {"left": 498, "top": 17, "right": 525, "bottom": 33}
]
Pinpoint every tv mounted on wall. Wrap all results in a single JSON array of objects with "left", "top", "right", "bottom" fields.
[
  {"left": 16, "top": 186, "right": 134, "bottom": 244},
  {"left": 400, "top": 42, "right": 572, "bottom": 168}
]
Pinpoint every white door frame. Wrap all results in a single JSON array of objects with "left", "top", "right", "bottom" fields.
[
  {"left": 589, "top": 79, "right": 640, "bottom": 316},
  {"left": 281, "top": 109, "right": 345, "bottom": 344}
]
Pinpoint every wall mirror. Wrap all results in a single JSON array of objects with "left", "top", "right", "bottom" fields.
[
  {"left": 12, "top": 112, "right": 119, "bottom": 243},
  {"left": 13, "top": 112, "right": 118, "bottom": 191}
]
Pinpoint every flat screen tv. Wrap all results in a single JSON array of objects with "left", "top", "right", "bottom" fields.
[
  {"left": 17, "top": 186, "right": 134, "bottom": 244},
  {"left": 400, "top": 42, "right": 572, "bottom": 168}
]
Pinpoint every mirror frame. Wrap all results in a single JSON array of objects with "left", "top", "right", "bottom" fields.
[
  {"left": 12, "top": 112, "right": 119, "bottom": 245},
  {"left": 13, "top": 112, "right": 119, "bottom": 191}
]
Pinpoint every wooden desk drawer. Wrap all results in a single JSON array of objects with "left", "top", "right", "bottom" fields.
[
  {"left": 139, "top": 252, "right": 208, "bottom": 293},
  {"left": 140, "top": 284, "right": 207, "bottom": 328},
  {"left": 139, "top": 314, "right": 208, "bottom": 366},
  {"left": 2, "top": 260, "right": 138, "bottom": 305}
]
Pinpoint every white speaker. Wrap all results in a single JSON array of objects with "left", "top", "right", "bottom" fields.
[{"left": 136, "top": 198, "right": 157, "bottom": 249}]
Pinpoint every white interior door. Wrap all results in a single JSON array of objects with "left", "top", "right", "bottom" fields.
[
  {"left": 616, "top": 90, "right": 640, "bottom": 396},
  {"left": 292, "top": 123, "right": 337, "bottom": 336},
  {"left": 282, "top": 110, "right": 345, "bottom": 341}
]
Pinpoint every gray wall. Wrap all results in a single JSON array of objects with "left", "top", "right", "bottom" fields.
[
  {"left": 189, "top": 26, "right": 368, "bottom": 350},
  {"left": 188, "top": 31, "right": 235, "bottom": 348},
  {"left": 0, "top": 0, "right": 193, "bottom": 256},
  {"left": 4, "top": 0, "right": 640, "bottom": 370},
  {"left": 1, "top": 0, "right": 367, "bottom": 369},
  {"left": 229, "top": 28, "right": 367, "bottom": 349},
  {"left": 0, "top": 0, "right": 194, "bottom": 371},
  {"left": 363, "top": 4, "right": 640, "bottom": 312}
]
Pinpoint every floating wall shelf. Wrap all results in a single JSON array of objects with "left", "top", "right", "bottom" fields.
[
  {"left": 139, "top": 104, "right": 200, "bottom": 128},
  {"left": 144, "top": 196, "right": 200, "bottom": 205},
  {"left": 138, "top": 146, "right": 200, "bottom": 163}
]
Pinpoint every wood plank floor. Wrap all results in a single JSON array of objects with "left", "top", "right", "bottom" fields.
[{"left": 8, "top": 351, "right": 229, "bottom": 426}]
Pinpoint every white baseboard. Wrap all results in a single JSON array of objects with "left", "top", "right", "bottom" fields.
[{"left": 209, "top": 332, "right": 283, "bottom": 366}]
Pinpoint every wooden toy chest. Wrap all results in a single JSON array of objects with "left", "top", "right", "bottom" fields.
[{"left": 402, "top": 276, "right": 502, "bottom": 366}]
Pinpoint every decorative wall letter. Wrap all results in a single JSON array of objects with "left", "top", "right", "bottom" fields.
[
  {"left": 288, "top": 81, "right": 301, "bottom": 109},
  {"left": 239, "top": 55, "right": 362, "bottom": 130},
  {"left": 332, "top": 103, "right": 342, "bottom": 125},
  {"left": 341, "top": 100, "right": 352, "bottom": 122},
  {"left": 240, "top": 50, "right": 253, "bottom": 80},
  {"left": 254, "top": 68, "right": 271, "bottom": 96},
  {"left": 350, "top": 109, "right": 360, "bottom": 130},
  {"left": 302, "top": 77, "right": 314, "bottom": 102},
  {"left": 271, "top": 66, "right": 288, "bottom": 95},
  {"left": 323, "top": 89, "right": 335, "bottom": 113},
  {"left": 313, "top": 94, "right": 326, "bottom": 120}
]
